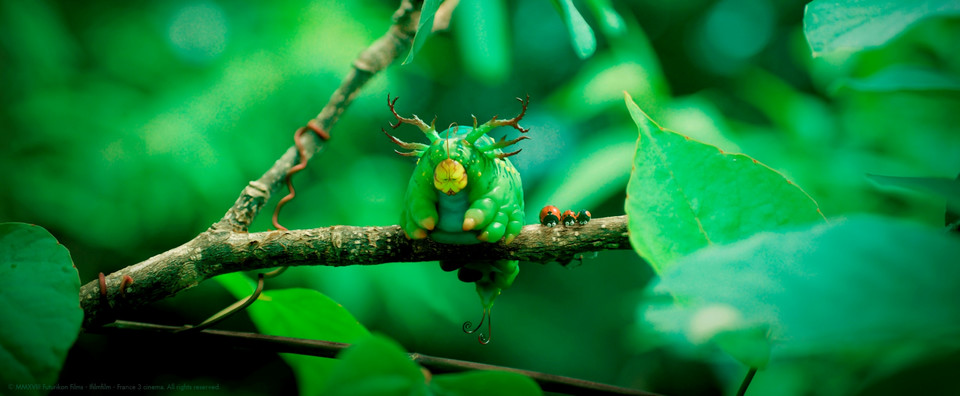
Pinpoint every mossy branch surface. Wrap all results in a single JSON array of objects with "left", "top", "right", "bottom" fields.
[{"left": 80, "top": 216, "right": 629, "bottom": 327}]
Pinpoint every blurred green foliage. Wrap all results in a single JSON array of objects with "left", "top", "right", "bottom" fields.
[
  {"left": 1, "top": 0, "right": 958, "bottom": 394},
  {"left": 644, "top": 215, "right": 960, "bottom": 395},
  {"left": 0, "top": 223, "right": 80, "bottom": 390}
]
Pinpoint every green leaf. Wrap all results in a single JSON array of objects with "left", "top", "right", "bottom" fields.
[
  {"left": 867, "top": 174, "right": 960, "bottom": 212},
  {"left": 431, "top": 371, "right": 542, "bottom": 396},
  {"left": 402, "top": 0, "right": 443, "bottom": 65},
  {"left": 551, "top": 0, "right": 597, "bottom": 59},
  {"left": 837, "top": 66, "right": 960, "bottom": 92},
  {"left": 803, "top": 0, "right": 960, "bottom": 56},
  {"left": 321, "top": 334, "right": 427, "bottom": 396},
  {"left": 215, "top": 273, "right": 370, "bottom": 396},
  {"left": 0, "top": 223, "right": 82, "bottom": 391},
  {"left": 583, "top": 0, "right": 625, "bottom": 37},
  {"left": 453, "top": 0, "right": 510, "bottom": 83},
  {"left": 643, "top": 215, "right": 960, "bottom": 370},
  {"left": 623, "top": 92, "right": 824, "bottom": 273}
]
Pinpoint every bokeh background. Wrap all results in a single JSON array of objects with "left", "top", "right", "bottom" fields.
[{"left": 2, "top": 0, "right": 958, "bottom": 394}]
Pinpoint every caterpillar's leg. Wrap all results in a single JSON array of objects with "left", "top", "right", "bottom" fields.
[
  {"left": 504, "top": 208, "right": 524, "bottom": 245},
  {"left": 490, "top": 260, "right": 519, "bottom": 290},
  {"left": 400, "top": 194, "right": 438, "bottom": 240},
  {"left": 477, "top": 211, "right": 509, "bottom": 243},
  {"left": 462, "top": 197, "right": 497, "bottom": 231}
]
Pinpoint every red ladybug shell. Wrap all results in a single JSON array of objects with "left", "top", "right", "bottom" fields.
[
  {"left": 539, "top": 205, "right": 561, "bottom": 227},
  {"left": 561, "top": 210, "right": 577, "bottom": 226}
]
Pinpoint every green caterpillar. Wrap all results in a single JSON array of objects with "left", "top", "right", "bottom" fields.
[{"left": 384, "top": 95, "right": 530, "bottom": 344}]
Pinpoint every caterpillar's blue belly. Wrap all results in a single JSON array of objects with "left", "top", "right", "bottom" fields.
[{"left": 430, "top": 191, "right": 481, "bottom": 244}]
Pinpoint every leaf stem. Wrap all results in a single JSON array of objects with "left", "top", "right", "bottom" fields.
[{"left": 736, "top": 367, "right": 758, "bottom": 396}]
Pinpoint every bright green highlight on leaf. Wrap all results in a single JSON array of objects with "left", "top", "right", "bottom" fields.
[
  {"left": 321, "top": 333, "right": 542, "bottom": 396},
  {"left": 215, "top": 273, "right": 370, "bottom": 396},
  {"left": 402, "top": 0, "right": 442, "bottom": 65},
  {"left": 551, "top": 0, "right": 597, "bottom": 59},
  {"left": 803, "top": 0, "right": 960, "bottom": 55},
  {"left": 0, "top": 223, "right": 82, "bottom": 390},
  {"left": 643, "top": 215, "right": 960, "bottom": 373},
  {"left": 623, "top": 92, "right": 824, "bottom": 273}
]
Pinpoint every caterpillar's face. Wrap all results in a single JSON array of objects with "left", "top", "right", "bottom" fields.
[
  {"left": 434, "top": 158, "right": 467, "bottom": 195},
  {"left": 426, "top": 133, "right": 474, "bottom": 196}
]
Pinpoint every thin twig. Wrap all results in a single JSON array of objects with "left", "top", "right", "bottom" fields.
[
  {"left": 737, "top": 367, "right": 758, "bottom": 396},
  {"left": 213, "top": 0, "right": 421, "bottom": 234},
  {"left": 176, "top": 273, "right": 265, "bottom": 334},
  {"left": 97, "top": 320, "right": 661, "bottom": 396},
  {"left": 80, "top": 216, "right": 631, "bottom": 328},
  {"left": 79, "top": 0, "right": 423, "bottom": 328}
]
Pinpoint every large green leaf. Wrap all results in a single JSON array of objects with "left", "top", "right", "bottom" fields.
[
  {"left": 321, "top": 334, "right": 426, "bottom": 396},
  {"left": 623, "top": 93, "right": 824, "bottom": 273},
  {"left": 215, "top": 273, "right": 370, "bottom": 396},
  {"left": 0, "top": 223, "right": 82, "bottom": 392},
  {"left": 402, "top": 0, "right": 442, "bottom": 65},
  {"left": 643, "top": 215, "right": 960, "bottom": 371},
  {"left": 803, "top": 0, "right": 960, "bottom": 55},
  {"left": 550, "top": 0, "right": 597, "bottom": 59},
  {"left": 321, "top": 333, "right": 542, "bottom": 396},
  {"left": 431, "top": 371, "right": 542, "bottom": 396}
]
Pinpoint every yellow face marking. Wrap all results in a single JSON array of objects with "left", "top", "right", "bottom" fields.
[{"left": 434, "top": 158, "right": 468, "bottom": 195}]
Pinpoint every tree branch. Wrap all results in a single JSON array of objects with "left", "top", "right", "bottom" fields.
[
  {"left": 72, "top": 2, "right": 648, "bottom": 395},
  {"left": 77, "top": 0, "right": 423, "bottom": 327},
  {"left": 97, "top": 320, "right": 661, "bottom": 396},
  {"left": 80, "top": 216, "right": 630, "bottom": 327},
  {"left": 213, "top": 0, "right": 421, "bottom": 233}
]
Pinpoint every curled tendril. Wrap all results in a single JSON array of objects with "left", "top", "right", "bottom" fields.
[
  {"left": 272, "top": 124, "right": 328, "bottom": 231},
  {"left": 462, "top": 307, "right": 492, "bottom": 345}
]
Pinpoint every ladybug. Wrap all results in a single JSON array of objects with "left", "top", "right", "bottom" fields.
[
  {"left": 539, "top": 205, "right": 561, "bottom": 227},
  {"left": 561, "top": 210, "right": 577, "bottom": 226},
  {"left": 576, "top": 210, "right": 591, "bottom": 225}
]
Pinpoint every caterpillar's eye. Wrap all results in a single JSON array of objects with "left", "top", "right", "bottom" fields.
[
  {"left": 576, "top": 210, "right": 591, "bottom": 225},
  {"left": 561, "top": 210, "right": 577, "bottom": 227},
  {"left": 434, "top": 158, "right": 468, "bottom": 195},
  {"left": 539, "top": 205, "right": 561, "bottom": 227}
]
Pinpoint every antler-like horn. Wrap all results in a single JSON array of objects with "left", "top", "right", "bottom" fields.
[
  {"left": 383, "top": 128, "right": 427, "bottom": 157},
  {"left": 478, "top": 135, "right": 531, "bottom": 153},
  {"left": 387, "top": 94, "right": 440, "bottom": 143},
  {"left": 465, "top": 94, "right": 530, "bottom": 144}
]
